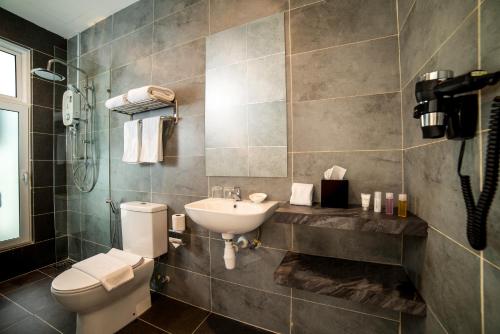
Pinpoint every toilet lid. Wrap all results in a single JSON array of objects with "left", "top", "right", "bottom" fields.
[
  {"left": 107, "top": 248, "right": 143, "bottom": 268},
  {"left": 51, "top": 268, "right": 101, "bottom": 293}
]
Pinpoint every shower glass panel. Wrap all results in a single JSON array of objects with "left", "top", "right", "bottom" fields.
[{"left": 55, "top": 42, "right": 112, "bottom": 263}]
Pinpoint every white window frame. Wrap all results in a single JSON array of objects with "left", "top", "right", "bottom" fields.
[{"left": 0, "top": 38, "right": 32, "bottom": 251}]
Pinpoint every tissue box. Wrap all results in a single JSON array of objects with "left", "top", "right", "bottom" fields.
[{"left": 321, "top": 179, "right": 348, "bottom": 208}]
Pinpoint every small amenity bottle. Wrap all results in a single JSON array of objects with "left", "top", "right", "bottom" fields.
[
  {"left": 398, "top": 193, "right": 407, "bottom": 218},
  {"left": 385, "top": 193, "right": 394, "bottom": 216},
  {"left": 374, "top": 192, "right": 382, "bottom": 213}
]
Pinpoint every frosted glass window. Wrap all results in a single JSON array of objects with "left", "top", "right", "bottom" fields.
[
  {"left": 0, "top": 109, "right": 20, "bottom": 242},
  {"left": 0, "top": 50, "right": 16, "bottom": 97}
]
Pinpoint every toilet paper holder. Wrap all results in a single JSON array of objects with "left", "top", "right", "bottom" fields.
[{"left": 169, "top": 237, "right": 185, "bottom": 248}]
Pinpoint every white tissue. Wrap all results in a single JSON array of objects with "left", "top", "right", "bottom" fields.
[
  {"left": 169, "top": 237, "right": 183, "bottom": 249},
  {"left": 323, "top": 165, "right": 347, "bottom": 180}
]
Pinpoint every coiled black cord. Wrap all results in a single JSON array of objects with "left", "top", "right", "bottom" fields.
[{"left": 458, "top": 96, "right": 500, "bottom": 250}]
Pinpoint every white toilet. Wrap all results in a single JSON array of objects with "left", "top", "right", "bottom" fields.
[{"left": 51, "top": 202, "right": 168, "bottom": 334}]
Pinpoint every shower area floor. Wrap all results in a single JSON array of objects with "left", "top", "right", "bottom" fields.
[{"left": 0, "top": 264, "right": 271, "bottom": 334}]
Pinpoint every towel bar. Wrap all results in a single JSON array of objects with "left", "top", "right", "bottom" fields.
[{"left": 110, "top": 98, "right": 179, "bottom": 124}]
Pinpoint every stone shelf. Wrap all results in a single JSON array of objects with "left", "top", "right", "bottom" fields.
[
  {"left": 269, "top": 203, "right": 428, "bottom": 237},
  {"left": 274, "top": 252, "right": 426, "bottom": 316}
]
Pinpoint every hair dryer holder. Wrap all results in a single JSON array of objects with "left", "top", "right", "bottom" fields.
[{"left": 444, "top": 94, "right": 478, "bottom": 140}]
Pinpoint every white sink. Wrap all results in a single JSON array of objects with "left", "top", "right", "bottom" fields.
[{"left": 184, "top": 198, "right": 279, "bottom": 239}]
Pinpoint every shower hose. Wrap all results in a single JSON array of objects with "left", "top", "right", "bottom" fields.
[{"left": 458, "top": 96, "right": 500, "bottom": 250}]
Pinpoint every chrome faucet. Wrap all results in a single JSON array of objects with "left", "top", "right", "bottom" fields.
[{"left": 230, "top": 187, "right": 242, "bottom": 201}]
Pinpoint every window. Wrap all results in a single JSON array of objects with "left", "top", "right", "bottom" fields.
[
  {"left": 0, "top": 38, "right": 31, "bottom": 251},
  {"left": 0, "top": 50, "right": 16, "bottom": 97}
]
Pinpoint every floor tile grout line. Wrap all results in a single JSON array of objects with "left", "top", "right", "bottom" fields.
[
  {"left": 191, "top": 313, "right": 211, "bottom": 334},
  {"left": 0, "top": 293, "right": 63, "bottom": 333},
  {"left": 208, "top": 311, "right": 279, "bottom": 333},
  {"left": 152, "top": 290, "right": 211, "bottom": 313},
  {"left": 137, "top": 318, "right": 172, "bottom": 334},
  {"left": 0, "top": 268, "right": 50, "bottom": 287}
]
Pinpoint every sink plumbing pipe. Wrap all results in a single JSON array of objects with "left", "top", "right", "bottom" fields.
[
  {"left": 223, "top": 237, "right": 238, "bottom": 270},
  {"left": 222, "top": 226, "right": 264, "bottom": 270}
]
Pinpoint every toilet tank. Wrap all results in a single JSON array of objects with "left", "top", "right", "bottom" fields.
[{"left": 120, "top": 201, "right": 168, "bottom": 258}]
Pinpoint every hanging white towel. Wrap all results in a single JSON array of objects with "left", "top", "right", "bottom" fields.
[
  {"left": 139, "top": 116, "right": 163, "bottom": 163},
  {"left": 122, "top": 120, "right": 141, "bottom": 163},
  {"left": 127, "top": 85, "right": 175, "bottom": 104},
  {"left": 73, "top": 253, "right": 134, "bottom": 291},
  {"left": 105, "top": 94, "right": 128, "bottom": 109},
  {"left": 290, "top": 183, "right": 314, "bottom": 206}
]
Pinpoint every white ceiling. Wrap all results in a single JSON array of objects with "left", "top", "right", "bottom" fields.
[{"left": 0, "top": 0, "right": 139, "bottom": 39}]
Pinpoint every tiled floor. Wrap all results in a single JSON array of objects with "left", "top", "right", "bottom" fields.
[{"left": 0, "top": 264, "right": 272, "bottom": 334}]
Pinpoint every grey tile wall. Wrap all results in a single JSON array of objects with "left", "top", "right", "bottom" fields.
[
  {"left": 292, "top": 298, "right": 399, "bottom": 334},
  {"left": 63, "top": 0, "right": 499, "bottom": 333},
  {"left": 400, "top": 0, "right": 499, "bottom": 333},
  {"left": 290, "top": 0, "right": 397, "bottom": 54},
  {"left": 205, "top": 12, "right": 287, "bottom": 177},
  {"left": 101, "top": 0, "right": 402, "bottom": 331}
]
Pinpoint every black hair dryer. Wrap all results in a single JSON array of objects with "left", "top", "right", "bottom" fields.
[{"left": 414, "top": 70, "right": 500, "bottom": 250}]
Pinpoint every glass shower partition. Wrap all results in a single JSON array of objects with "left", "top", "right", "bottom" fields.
[{"left": 54, "top": 42, "right": 113, "bottom": 264}]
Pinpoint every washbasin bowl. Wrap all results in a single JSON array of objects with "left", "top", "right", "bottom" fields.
[{"left": 184, "top": 198, "right": 279, "bottom": 238}]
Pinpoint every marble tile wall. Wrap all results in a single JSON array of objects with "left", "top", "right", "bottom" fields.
[
  {"left": 63, "top": 0, "right": 499, "bottom": 333},
  {"left": 400, "top": 0, "right": 500, "bottom": 333}
]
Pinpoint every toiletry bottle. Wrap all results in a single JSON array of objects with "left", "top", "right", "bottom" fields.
[
  {"left": 385, "top": 193, "right": 394, "bottom": 215},
  {"left": 361, "top": 193, "right": 371, "bottom": 211},
  {"left": 374, "top": 192, "right": 382, "bottom": 213},
  {"left": 398, "top": 193, "right": 407, "bottom": 218}
]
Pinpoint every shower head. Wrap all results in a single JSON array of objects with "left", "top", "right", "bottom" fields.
[
  {"left": 31, "top": 58, "right": 89, "bottom": 84},
  {"left": 31, "top": 67, "right": 65, "bottom": 81}
]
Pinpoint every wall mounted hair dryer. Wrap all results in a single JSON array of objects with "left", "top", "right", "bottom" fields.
[{"left": 414, "top": 70, "right": 500, "bottom": 250}]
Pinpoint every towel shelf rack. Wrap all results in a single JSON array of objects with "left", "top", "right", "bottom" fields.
[{"left": 110, "top": 98, "right": 178, "bottom": 124}]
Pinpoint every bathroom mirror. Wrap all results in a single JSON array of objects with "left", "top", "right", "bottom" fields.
[{"left": 205, "top": 12, "right": 287, "bottom": 177}]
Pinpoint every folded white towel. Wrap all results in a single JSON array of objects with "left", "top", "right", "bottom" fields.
[
  {"left": 105, "top": 94, "right": 128, "bottom": 109},
  {"left": 290, "top": 183, "right": 314, "bottom": 206},
  {"left": 127, "top": 85, "right": 175, "bottom": 104},
  {"left": 122, "top": 120, "right": 141, "bottom": 163},
  {"left": 139, "top": 116, "right": 163, "bottom": 163},
  {"left": 107, "top": 248, "right": 143, "bottom": 267},
  {"left": 73, "top": 253, "right": 134, "bottom": 291}
]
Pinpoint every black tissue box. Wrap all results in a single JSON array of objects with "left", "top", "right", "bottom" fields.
[{"left": 321, "top": 179, "right": 349, "bottom": 208}]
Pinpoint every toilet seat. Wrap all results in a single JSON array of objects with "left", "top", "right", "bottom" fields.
[
  {"left": 52, "top": 249, "right": 144, "bottom": 294},
  {"left": 52, "top": 269, "right": 101, "bottom": 294}
]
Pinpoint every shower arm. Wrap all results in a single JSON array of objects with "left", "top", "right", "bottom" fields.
[{"left": 47, "top": 59, "right": 89, "bottom": 87}]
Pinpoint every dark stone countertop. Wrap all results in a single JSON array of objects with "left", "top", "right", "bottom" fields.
[
  {"left": 268, "top": 203, "right": 428, "bottom": 237},
  {"left": 274, "top": 252, "right": 426, "bottom": 316}
]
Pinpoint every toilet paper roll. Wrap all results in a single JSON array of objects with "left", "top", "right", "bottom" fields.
[{"left": 172, "top": 214, "right": 186, "bottom": 233}]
